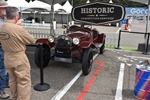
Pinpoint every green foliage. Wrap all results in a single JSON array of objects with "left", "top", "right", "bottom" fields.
[
  {"left": 23, "top": 0, "right": 146, "bottom": 7},
  {"left": 53, "top": 18, "right": 56, "bottom": 21},
  {"left": 25, "top": 0, "right": 35, "bottom": 3},
  {"left": 67, "top": 0, "right": 146, "bottom": 7},
  {"left": 105, "top": 45, "right": 137, "bottom": 51},
  {"left": 41, "top": 16, "right": 45, "bottom": 21},
  {"left": 68, "top": 14, "right": 71, "bottom": 22}
]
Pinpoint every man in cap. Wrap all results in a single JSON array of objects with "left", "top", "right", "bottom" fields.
[
  {"left": 0, "top": 0, "right": 10, "bottom": 99},
  {"left": 0, "top": 7, "right": 34, "bottom": 100}
]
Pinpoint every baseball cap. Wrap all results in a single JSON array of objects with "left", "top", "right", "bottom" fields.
[{"left": 0, "top": 0, "right": 9, "bottom": 7}]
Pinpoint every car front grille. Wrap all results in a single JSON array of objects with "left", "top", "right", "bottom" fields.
[{"left": 56, "top": 35, "right": 72, "bottom": 47}]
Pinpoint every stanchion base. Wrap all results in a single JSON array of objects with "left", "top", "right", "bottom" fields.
[
  {"left": 142, "top": 52, "right": 150, "bottom": 55},
  {"left": 34, "top": 83, "right": 50, "bottom": 91},
  {"left": 115, "top": 47, "right": 121, "bottom": 49}
]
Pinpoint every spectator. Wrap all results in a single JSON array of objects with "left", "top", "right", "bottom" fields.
[
  {"left": 0, "top": 0, "right": 10, "bottom": 99},
  {"left": 0, "top": 7, "right": 34, "bottom": 100},
  {"left": 127, "top": 17, "right": 133, "bottom": 31}
]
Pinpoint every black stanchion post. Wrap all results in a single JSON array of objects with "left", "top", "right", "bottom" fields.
[
  {"left": 34, "top": 43, "right": 50, "bottom": 91},
  {"left": 143, "top": 33, "right": 150, "bottom": 55},
  {"left": 145, "top": 33, "right": 149, "bottom": 53},
  {"left": 115, "top": 30, "right": 121, "bottom": 49}
]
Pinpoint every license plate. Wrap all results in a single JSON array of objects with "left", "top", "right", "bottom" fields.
[{"left": 54, "top": 57, "right": 72, "bottom": 63}]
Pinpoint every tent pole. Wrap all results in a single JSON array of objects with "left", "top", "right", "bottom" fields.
[
  {"left": 40, "top": 11, "right": 41, "bottom": 24},
  {"left": 20, "top": 7, "right": 23, "bottom": 18},
  {"left": 50, "top": 0, "right": 55, "bottom": 36},
  {"left": 145, "top": 0, "right": 150, "bottom": 34}
]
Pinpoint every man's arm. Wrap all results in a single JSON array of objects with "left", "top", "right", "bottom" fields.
[
  {"left": 17, "top": 26, "right": 35, "bottom": 45},
  {"left": 16, "top": 19, "right": 23, "bottom": 25}
]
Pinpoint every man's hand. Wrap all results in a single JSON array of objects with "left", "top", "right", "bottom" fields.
[{"left": 16, "top": 19, "right": 23, "bottom": 25}]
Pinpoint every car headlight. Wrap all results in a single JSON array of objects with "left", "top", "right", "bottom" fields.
[
  {"left": 48, "top": 35, "right": 54, "bottom": 42},
  {"left": 73, "top": 37, "right": 80, "bottom": 45}
]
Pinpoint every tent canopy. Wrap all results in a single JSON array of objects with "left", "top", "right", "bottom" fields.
[
  {"left": 7, "top": 0, "right": 71, "bottom": 13},
  {"left": 36, "top": 0, "right": 68, "bottom": 5},
  {"left": 54, "top": 3, "right": 63, "bottom": 11},
  {"left": 7, "top": 0, "right": 51, "bottom": 11},
  {"left": 62, "top": 1, "right": 72, "bottom": 13}
]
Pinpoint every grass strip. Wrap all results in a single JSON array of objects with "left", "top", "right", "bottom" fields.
[{"left": 105, "top": 45, "right": 137, "bottom": 51}]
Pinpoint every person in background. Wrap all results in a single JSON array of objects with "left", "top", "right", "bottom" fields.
[
  {"left": 127, "top": 17, "right": 133, "bottom": 31},
  {"left": 0, "top": 7, "right": 34, "bottom": 100},
  {"left": 0, "top": 0, "right": 10, "bottom": 99}
]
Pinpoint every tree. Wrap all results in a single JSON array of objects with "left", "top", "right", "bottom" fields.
[
  {"left": 67, "top": 0, "right": 146, "bottom": 7},
  {"left": 6, "top": 0, "right": 146, "bottom": 7},
  {"left": 5, "top": 0, "right": 34, "bottom": 2},
  {"left": 25, "top": 0, "right": 35, "bottom": 3}
]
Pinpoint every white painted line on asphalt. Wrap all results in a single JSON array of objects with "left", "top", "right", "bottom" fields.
[
  {"left": 115, "top": 63, "right": 125, "bottom": 100},
  {"left": 93, "top": 53, "right": 99, "bottom": 60},
  {"left": 51, "top": 53, "right": 99, "bottom": 100},
  {"left": 51, "top": 70, "right": 82, "bottom": 100},
  {"left": 116, "top": 27, "right": 121, "bottom": 33},
  {"left": 126, "top": 55, "right": 150, "bottom": 59}
]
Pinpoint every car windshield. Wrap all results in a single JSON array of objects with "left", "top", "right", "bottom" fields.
[
  {"left": 67, "top": 29, "right": 90, "bottom": 34},
  {"left": 70, "top": 30, "right": 88, "bottom": 34}
]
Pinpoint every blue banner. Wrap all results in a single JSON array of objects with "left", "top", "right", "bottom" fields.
[
  {"left": 126, "top": 8, "right": 148, "bottom": 15},
  {"left": 121, "top": 19, "right": 128, "bottom": 24}
]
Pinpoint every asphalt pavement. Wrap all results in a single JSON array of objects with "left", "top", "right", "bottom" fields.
[{"left": 4, "top": 22, "right": 150, "bottom": 100}]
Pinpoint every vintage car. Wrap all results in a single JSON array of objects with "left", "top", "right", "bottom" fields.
[{"left": 34, "top": 25, "right": 106, "bottom": 75}]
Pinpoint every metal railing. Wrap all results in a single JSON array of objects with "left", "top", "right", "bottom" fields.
[
  {"left": 105, "top": 36, "right": 118, "bottom": 47},
  {"left": 21, "top": 23, "right": 50, "bottom": 29},
  {"left": 116, "top": 30, "right": 150, "bottom": 54},
  {"left": 29, "top": 30, "right": 118, "bottom": 47}
]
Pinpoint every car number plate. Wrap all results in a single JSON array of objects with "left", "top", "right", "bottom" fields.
[
  {"left": 60, "top": 58, "right": 67, "bottom": 62},
  {"left": 55, "top": 57, "right": 72, "bottom": 63}
]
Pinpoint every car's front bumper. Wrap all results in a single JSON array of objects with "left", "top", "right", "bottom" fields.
[{"left": 54, "top": 48, "right": 72, "bottom": 63}]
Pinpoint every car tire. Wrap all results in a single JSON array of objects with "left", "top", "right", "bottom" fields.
[
  {"left": 34, "top": 44, "right": 50, "bottom": 68},
  {"left": 100, "top": 40, "right": 105, "bottom": 54},
  {"left": 82, "top": 47, "right": 93, "bottom": 75}
]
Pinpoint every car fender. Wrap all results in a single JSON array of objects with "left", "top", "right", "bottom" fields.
[
  {"left": 35, "top": 38, "right": 53, "bottom": 48},
  {"left": 79, "top": 41, "right": 96, "bottom": 49},
  {"left": 95, "top": 33, "right": 106, "bottom": 43},
  {"left": 99, "top": 33, "right": 106, "bottom": 42}
]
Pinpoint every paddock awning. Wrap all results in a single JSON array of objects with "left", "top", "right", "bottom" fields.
[{"left": 37, "top": 0, "right": 68, "bottom": 4}]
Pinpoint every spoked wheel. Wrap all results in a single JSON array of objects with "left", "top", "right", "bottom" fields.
[
  {"left": 82, "top": 47, "right": 93, "bottom": 75},
  {"left": 34, "top": 44, "right": 50, "bottom": 68},
  {"left": 100, "top": 40, "right": 105, "bottom": 54}
]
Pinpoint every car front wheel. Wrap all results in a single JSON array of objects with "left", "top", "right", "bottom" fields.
[
  {"left": 34, "top": 44, "right": 50, "bottom": 68},
  {"left": 82, "top": 47, "right": 93, "bottom": 75}
]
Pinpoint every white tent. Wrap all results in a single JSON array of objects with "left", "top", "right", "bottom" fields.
[
  {"left": 37, "top": 0, "right": 68, "bottom": 36},
  {"left": 6, "top": 0, "right": 68, "bottom": 12},
  {"left": 36, "top": 0, "right": 68, "bottom": 5},
  {"left": 54, "top": 3, "right": 63, "bottom": 11},
  {"left": 23, "top": 0, "right": 51, "bottom": 11},
  {"left": 6, "top": 0, "right": 51, "bottom": 11},
  {"left": 62, "top": 1, "right": 73, "bottom": 13}
]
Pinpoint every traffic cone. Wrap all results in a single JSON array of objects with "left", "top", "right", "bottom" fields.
[{"left": 124, "top": 24, "right": 128, "bottom": 30}]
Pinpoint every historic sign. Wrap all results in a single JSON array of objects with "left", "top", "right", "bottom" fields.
[{"left": 71, "top": 2, "right": 125, "bottom": 25}]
